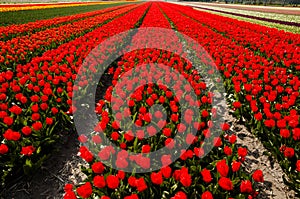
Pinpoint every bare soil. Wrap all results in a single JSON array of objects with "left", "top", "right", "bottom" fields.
[
  {"left": 0, "top": 132, "right": 87, "bottom": 199},
  {"left": 226, "top": 111, "right": 296, "bottom": 199}
]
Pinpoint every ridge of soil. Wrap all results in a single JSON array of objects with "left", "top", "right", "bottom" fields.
[{"left": 226, "top": 111, "right": 296, "bottom": 199}]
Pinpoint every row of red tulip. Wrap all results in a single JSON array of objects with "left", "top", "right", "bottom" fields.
[
  {"left": 0, "top": 1, "right": 298, "bottom": 196},
  {"left": 64, "top": 3, "right": 264, "bottom": 198},
  {"left": 0, "top": 2, "right": 150, "bottom": 186},
  {"left": 159, "top": 2, "right": 299, "bottom": 192},
  {"left": 0, "top": 4, "right": 131, "bottom": 41},
  {"left": 0, "top": 4, "right": 139, "bottom": 70},
  {"left": 170, "top": 4, "right": 300, "bottom": 70}
]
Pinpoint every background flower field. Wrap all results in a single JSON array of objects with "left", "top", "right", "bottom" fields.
[{"left": 0, "top": 1, "right": 299, "bottom": 198}]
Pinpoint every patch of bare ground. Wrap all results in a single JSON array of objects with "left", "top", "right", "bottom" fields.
[
  {"left": 0, "top": 132, "right": 87, "bottom": 199},
  {"left": 226, "top": 111, "right": 296, "bottom": 199}
]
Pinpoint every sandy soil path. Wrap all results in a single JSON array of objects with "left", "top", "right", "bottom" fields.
[{"left": 225, "top": 111, "right": 296, "bottom": 198}]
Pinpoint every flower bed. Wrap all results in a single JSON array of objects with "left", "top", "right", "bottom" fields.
[
  {"left": 0, "top": 1, "right": 299, "bottom": 198},
  {"left": 0, "top": 4, "right": 131, "bottom": 41},
  {"left": 0, "top": 2, "right": 149, "bottom": 187},
  {"left": 190, "top": 5, "right": 300, "bottom": 27},
  {"left": 0, "top": 2, "right": 119, "bottom": 12},
  {"left": 0, "top": 4, "right": 140, "bottom": 71},
  {"left": 64, "top": 3, "right": 265, "bottom": 198},
  {"left": 160, "top": 2, "right": 300, "bottom": 193}
]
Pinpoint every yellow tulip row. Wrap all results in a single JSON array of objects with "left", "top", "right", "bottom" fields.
[{"left": 0, "top": 1, "right": 128, "bottom": 12}]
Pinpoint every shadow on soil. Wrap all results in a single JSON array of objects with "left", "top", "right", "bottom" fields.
[{"left": 0, "top": 131, "right": 80, "bottom": 199}]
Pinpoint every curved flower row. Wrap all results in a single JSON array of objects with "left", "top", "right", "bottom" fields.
[
  {"left": 159, "top": 2, "right": 299, "bottom": 192},
  {"left": 0, "top": 2, "right": 149, "bottom": 186},
  {"left": 0, "top": 4, "right": 140, "bottom": 71},
  {"left": 0, "top": 4, "right": 131, "bottom": 41}
]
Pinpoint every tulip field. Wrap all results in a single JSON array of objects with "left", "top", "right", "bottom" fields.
[{"left": 0, "top": 1, "right": 299, "bottom": 198}]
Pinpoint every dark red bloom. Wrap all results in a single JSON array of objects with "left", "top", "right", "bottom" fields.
[
  {"left": 162, "top": 128, "right": 172, "bottom": 137},
  {"left": 161, "top": 166, "right": 172, "bottom": 178},
  {"left": 106, "top": 175, "right": 119, "bottom": 189},
  {"left": 93, "top": 175, "right": 106, "bottom": 188},
  {"left": 79, "top": 146, "right": 93, "bottom": 162},
  {"left": 21, "top": 126, "right": 32, "bottom": 136},
  {"left": 283, "top": 147, "right": 294, "bottom": 158},
  {"left": 254, "top": 112, "right": 263, "bottom": 121},
  {"left": 201, "top": 110, "right": 209, "bottom": 118},
  {"left": 117, "top": 170, "right": 125, "bottom": 180},
  {"left": 32, "top": 121, "right": 43, "bottom": 131},
  {"left": 201, "top": 168, "right": 212, "bottom": 183},
  {"left": 224, "top": 146, "right": 232, "bottom": 156},
  {"left": 142, "top": 144, "right": 151, "bottom": 153},
  {"left": 64, "top": 184, "right": 73, "bottom": 192},
  {"left": 92, "top": 162, "right": 105, "bottom": 174},
  {"left": 161, "top": 154, "right": 172, "bottom": 167},
  {"left": 21, "top": 146, "right": 35, "bottom": 156},
  {"left": 221, "top": 123, "right": 230, "bottom": 131},
  {"left": 124, "top": 194, "right": 139, "bottom": 199},
  {"left": 280, "top": 129, "right": 290, "bottom": 138},
  {"left": 76, "top": 182, "right": 92, "bottom": 199},
  {"left": 111, "top": 132, "right": 119, "bottom": 141},
  {"left": 78, "top": 134, "right": 87, "bottom": 143},
  {"left": 296, "top": 160, "right": 300, "bottom": 172},
  {"left": 216, "top": 159, "right": 229, "bottom": 177},
  {"left": 32, "top": 113, "right": 40, "bottom": 121},
  {"left": 9, "top": 105, "right": 22, "bottom": 115},
  {"left": 237, "top": 147, "right": 247, "bottom": 157},
  {"left": 0, "top": 144, "right": 9, "bottom": 154},
  {"left": 3, "top": 116, "right": 13, "bottom": 126},
  {"left": 3, "top": 129, "right": 21, "bottom": 141},
  {"left": 151, "top": 171, "right": 163, "bottom": 185},
  {"left": 201, "top": 191, "right": 213, "bottom": 199},
  {"left": 171, "top": 114, "right": 179, "bottom": 122},
  {"left": 233, "top": 101, "right": 241, "bottom": 109},
  {"left": 171, "top": 191, "right": 187, "bottom": 199},
  {"left": 180, "top": 172, "right": 192, "bottom": 187},
  {"left": 240, "top": 180, "right": 253, "bottom": 193},
  {"left": 228, "top": 135, "right": 237, "bottom": 144},
  {"left": 64, "top": 191, "right": 76, "bottom": 199},
  {"left": 232, "top": 160, "right": 241, "bottom": 172},
  {"left": 218, "top": 177, "right": 233, "bottom": 191},
  {"left": 252, "top": 170, "right": 264, "bottom": 182},
  {"left": 46, "top": 117, "right": 53, "bottom": 125},
  {"left": 136, "top": 177, "right": 148, "bottom": 192},
  {"left": 292, "top": 128, "right": 300, "bottom": 141},
  {"left": 128, "top": 176, "right": 137, "bottom": 187}
]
